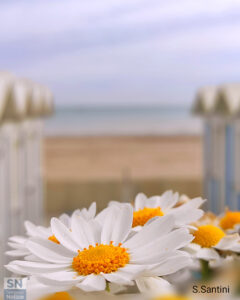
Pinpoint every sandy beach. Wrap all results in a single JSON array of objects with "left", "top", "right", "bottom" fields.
[{"left": 43, "top": 136, "right": 203, "bottom": 215}]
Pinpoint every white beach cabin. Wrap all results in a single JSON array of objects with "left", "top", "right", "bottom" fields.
[
  {"left": 193, "top": 86, "right": 221, "bottom": 212},
  {"left": 2, "top": 78, "right": 31, "bottom": 237},
  {"left": 215, "top": 84, "right": 240, "bottom": 211},
  {"left": 193, "top": 84, "right": 240, "bottom": 213},
  {"left": 0, "top": 73, "right": 54, "bottom": 285}
]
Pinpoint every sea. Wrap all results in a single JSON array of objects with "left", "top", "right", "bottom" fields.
[{"left": 44, "top": 105, "right": 202, "bottom": 136}]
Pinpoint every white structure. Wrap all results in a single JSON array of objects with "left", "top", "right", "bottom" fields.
[
  {"left": 24, "top": 83, "right": 54, "bottom": 225},
  {"left": 3, "top": 78, "right": 33, "bottom": 236},
  {"left": 0, "top": 72, "right": 14, "bottom": 281},
  {"left": 24, "top": 83, "right": 44, "bottom": 225},
  {"left": 193, "top": 84, "right": 240, "bottom": 213},
  {"left": 0, "top": 73, "right": 54, "bottom": 282}
]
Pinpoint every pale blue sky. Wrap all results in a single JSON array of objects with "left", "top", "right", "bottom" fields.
[{"left": 1, "top": 0, "right": 240, "bottom": 106}]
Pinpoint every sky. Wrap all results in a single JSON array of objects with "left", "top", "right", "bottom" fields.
[{"left": 1, "top": 0, "right": 240, "bottom": 107}]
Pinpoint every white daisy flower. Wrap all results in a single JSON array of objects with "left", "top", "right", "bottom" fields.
[
  {"left": 218, "top": 211, "right": 240, "bottom": 234},
  {"left": 6, "top": 217, "right": 66, "bottom": 259},
  {"left": 185, "top": 224, "right": 240, "bottom": 263},
  {"left": 6, "top": 203, "right": 96, "bottom": 259},
  {"left": 6, "top": 204, "right": 193, "bottom": 293},
  {"left": 112, "top": 191, "right": 205, "bottom": 229}
]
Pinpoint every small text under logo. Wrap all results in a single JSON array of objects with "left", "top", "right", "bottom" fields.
[{"left": 4, "top": 278, "right": 27, "bottom": 300}]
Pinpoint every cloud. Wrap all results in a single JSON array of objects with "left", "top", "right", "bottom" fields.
[{"left": 0, "top": 0, "right": 240, "bottom": 105}]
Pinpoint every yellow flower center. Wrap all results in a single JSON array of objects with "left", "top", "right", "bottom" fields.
[
  {"left": 193, "top": 225, "right": 225, "bottom": 248},
  {"left": 40, "top": 292, "right": 74, "bottom": 300},
  {"left": 72, "top": 242, "right": 130, "bottom": 275},
  {"left": 132, "top": 207, "right": 164, "bottom": 227},
  {"left": 219, "top": 211, "right": 240, "bottom": 230},
  {"left": 48, "top": 235, "right": 60, "bottom": 244}
]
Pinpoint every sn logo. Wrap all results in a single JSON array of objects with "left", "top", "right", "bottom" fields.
[{"left": 4, "top": 278, "right": 27, "bottom": 290}]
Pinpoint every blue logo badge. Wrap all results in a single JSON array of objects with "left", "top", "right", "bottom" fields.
[{"left": 4, "top": 278, "right": 27, "bottom": 300}]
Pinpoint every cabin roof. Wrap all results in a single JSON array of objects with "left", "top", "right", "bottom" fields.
[
  {"left": 193, "top": 83, "right": 240, "bottom": 117},
  {"left": 0, "top": 73, "right": 54, "bottom": 122},
  {"left": 192, "top": 86, "right": 218, "bottom": 115}
]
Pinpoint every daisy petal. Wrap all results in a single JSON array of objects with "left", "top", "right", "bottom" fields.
[
  {"left": 59, "top": 214, "right": 71, "bottom": 228},
  {"left": 103, "top": 273, "right": 134, "bottom": 286},
  {"left": 184, "top": 243, "right": 201, "bottom": 255},
  {"left": 156, "top": 191, "right": 179, "bottom": 211},
  {"left": 148, "top": 252, "right": 191, "bottom": 276},
  {"left": 114, "top": 269, "right": 139, "bottom": 281},
  {"left": 170, "top": 197, "right": 205, "bottom": 222},
  {"left": 130, "top": 228, "right": 193, "bottom": 263},
  {"left": 37, "top": 271, "right": 83, "bottom": 286},
  {"left": 88, "top": 220, "right": 101, "bottom": 244},
  {"left": 5, "top": 263, "right": 32, "bottom": 276},
  {"left": 26, "top": 238, "right": 74, "bottom": 263},
  {"left": 111, "top": 204, "right": 133, "bottom": 245},
  {"left": 8, "top": 242, "right": 26, "bottom": 250},
  {"left": 136, "top": 276, "right": 172, "bottom": 294},
  {"left": 123, "top": 215, "right": 175, "bottom": 250},
  {"left": 134, "top": 193, "right": 147, "bottom": 210},
  {"left": 145, "top": 196, "right": 162, "bottom": 208},
  {"left": 5, "top": 249, "right": 30, "bottom": 257},
  {"left": 79, "top": 208, "right": 89, "bottom": 219},
  {"left": 76, "top": 274, "right": 106, "bottom": 292},
  {"left": 6, "top": 260, "right": 70, "bottom": 274},
  {"left": 71, "top": 215, "right": 98, "bottom": 248},
  {"left": 196, "top": 248, "right": 220, "bottom": 260},
  {"left": 24, "top": 254, "right": 44, "bottom": 262},
  {"left": 169, "top": 208, "right": 204, "bottom": 226},
  {"left": 101, "top": 204, "right": 132, "bottom": 244},
  {"left": 119, "top": 264, "right": 145, "bottom": 276},
  {"left": 95, "top": 207, "right": 109, "bottom": 225},
  {"left": 36, "top": 226, "right": 52, "bottom": 238},
  {"left": 180, "top": 197, "right": 205, "bottom": 210},
  {"left": 215, "top": 234, "right": 239, "bottom": 250},
  {"left": 230, "top": 244, "right": 240, "bottom": 252},
  {"left": 24, "top": 221, "right": 42, "bottom": 237},
  {"left": 88, "top": 202, "right": 97, "bottom": 219},
  {"left": 27, "top": 278, "right": 71, "bottom": 300},
  {"left": 9, "top": 236, "right": 26, "bottom": 244},
  {"left": 101, "top": 206, "right": 119, "bottom": 244},
  {"left": 51, "top": 218, "right": 80, "bottom": 252}
]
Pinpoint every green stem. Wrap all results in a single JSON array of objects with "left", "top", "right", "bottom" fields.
[
  {"left": 105, "top": 281, "right": 110, "bottom": 292},
  {"left": 201, "top": 259, "right": 212, "bottom": 281}
]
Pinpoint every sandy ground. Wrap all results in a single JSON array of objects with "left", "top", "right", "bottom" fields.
[{"left": 43, "top": 136, "right": 203, "bottom": 215}]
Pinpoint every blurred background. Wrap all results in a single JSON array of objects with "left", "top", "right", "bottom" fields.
[
  {"left": 1, "top": 1, "right": 240, "bottom": 224},
  {"left": 2, "top": 0, "right": 240, "bottom": 296}
]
